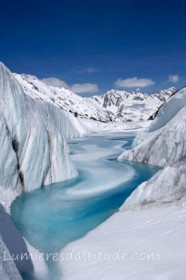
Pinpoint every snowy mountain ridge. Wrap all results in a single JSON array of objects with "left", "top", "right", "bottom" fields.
[
  {"left": 89, "top": 87, "right": 176, "bottom": 122},
  {"left": 14, "top": 74, "right": 112, "bottom": 122},
  {"left": 14, "top": 73, "right": 176, "bottom": 123}
]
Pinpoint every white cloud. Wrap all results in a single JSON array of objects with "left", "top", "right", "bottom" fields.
[
  {"left": 115, "top": 77, "right": 155, "bottom": 88},
  {"left": 71, "top": 83, "right": 99, "bottom": 94},
  {"left": 42, "top": 77, "right": 99, "bottom": 95},
  {"left": 168, "top": 74, "right": 179, "bottom": 83},
  {"left": 41, "top": 77, "right": 68, "bottom": 88}
]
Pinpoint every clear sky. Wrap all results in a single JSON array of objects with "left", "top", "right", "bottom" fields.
[{"left": 0, "top": 0, "right": 186, "bottom": 95}]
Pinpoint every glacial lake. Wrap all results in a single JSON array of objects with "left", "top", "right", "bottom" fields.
[{"left": 11, "top": 133, "right": 159, "bottom": 279}]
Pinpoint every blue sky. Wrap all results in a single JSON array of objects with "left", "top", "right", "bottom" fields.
[{"left": 0, "top": 0, "right": 186, "bottom": 95}]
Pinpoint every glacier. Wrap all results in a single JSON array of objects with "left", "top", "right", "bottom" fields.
[
  {"left": 0, "top": 61, "right": 184, "bottom": 280},
  {"left": 11, "top": 133, "right": 159, "bottom": 280},
  {"left": 121, "top": 159, "right": 186, "bottom": 210},
  {"left": 119, "top": 106, "right": 186, "bottom": 167},
  {"left": 149, "top": 87, "right": 186, "bottom": 132},
  {"left": 60, "top": 203, "right": 186, "bottom": 280},
  {"left": 119, "top": 87, "right": 186, "bottom": 209},
  {"left": 58, "top": 88, "right": 186, "bottom": 280},
  {"left": 0, "top": 62, "right": 88, "bottom": 279},
  {"left": 0, "top": 62, "right": 85, "bottom": 210}
]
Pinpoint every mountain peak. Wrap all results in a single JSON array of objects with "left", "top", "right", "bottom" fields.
[{"left": 89, "top": 87, "right": 176, "bottom": 122}]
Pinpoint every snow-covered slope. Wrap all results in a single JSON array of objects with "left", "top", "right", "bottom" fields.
[
  {"left": 119, "top": 87, "right": 186, "bottom": 167},
  {"left": 119, "top": 106, "right": 186, "bottom": 167},
  {"left": 60, "top": 206, "right": 186, "bottom": 280},
  {"left": 14, "top": 74, "right": 175, "bottom": 123},
  {"left": 0, "top": 63, "right": 83, "bottom": 210},
  {"left": 14, "top": 74, "right": 111, "bottom": 122},
  {"left": 89, "top": 88, "right": 175, "bottom": 122},
  {"left": 119, "top": 87, "right": 186, "bottom": 209},
  {"left": 149, "top": 87, "right": 186, "bottom": 132}
]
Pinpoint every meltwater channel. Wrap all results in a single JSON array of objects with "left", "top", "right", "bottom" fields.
[{"left": 11, "top": 134, "right": 159, "bottom": 279}]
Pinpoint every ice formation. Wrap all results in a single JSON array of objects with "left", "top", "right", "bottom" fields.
[
  {"left": 0, "top": 62, "right": 84, "bottom": 210},
  {"left": 119, "top": 87, "right": 186, "bottom": 209}
]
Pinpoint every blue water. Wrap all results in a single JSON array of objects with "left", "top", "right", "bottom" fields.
[{"left": 11, "top": 134, "right": 159, "bottom": 279}]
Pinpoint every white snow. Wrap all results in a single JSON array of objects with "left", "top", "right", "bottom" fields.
[
  {"left": 119, "top": 87, "right": 186, "bottom": 167},
  {"left": 119, "top": 106, "right": 186, "bottom": 167},
  {"left": 89, "top": 88, "right": 175, "bottom": 122},
  {"left": 121, "top": 160, "right": 186, "bottom": 210},
  {"left": 149, "top": 87, "right": 186, "bottom": 132},
  {"left": 79, "top": 118, "right": 150, "bottom": 134},
  {"left": 14, "top": 73, "right": 111, "bottom": 122},
  {"left": 59, "top": 204, "right": 186, "bottom": 280},
  {"left": 14, "top": 73, "right": 176, "bottom": 123}
]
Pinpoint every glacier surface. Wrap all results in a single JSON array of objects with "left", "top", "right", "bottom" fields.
[
  {"left": 0, "top": 62, "right": 88, "bottom": 279},
  {"left": 60, "top": 205, "right": 186, "bottom": 280},
  {"left": 119, "top": 87, "right": 186, "bottom": 209},
  {"left": 60, "top": 88, "right": 186, "bottom": 279},
  {"left": 0, "top": 62, "right": 84, "bottom": 210}
]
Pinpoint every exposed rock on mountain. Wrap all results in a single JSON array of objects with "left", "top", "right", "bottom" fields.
[
  {"left": 89, "top": 88, "right": 176, "bottom": 122},
  {"left": 15, "top": 73, "right": 176, "bottom": 123}
]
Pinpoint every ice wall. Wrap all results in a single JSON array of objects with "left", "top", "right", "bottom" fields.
[
  {"left": 0, "top": 62, "right": 83, "bottom": 210},
  {"left": 119, "top": 87, "right": 186, "bottom": 209}
]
